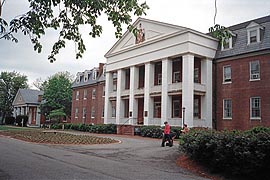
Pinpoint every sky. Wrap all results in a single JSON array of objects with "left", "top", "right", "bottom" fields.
[{"left": 1, "top": 0, "right": 270, "bottom": 88}]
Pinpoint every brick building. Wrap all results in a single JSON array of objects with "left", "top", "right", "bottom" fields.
[
  {"left": 71, "top": 15, "right": 270, "bottom": 131},
  {"left": 71, "top": 63, "right": 106, "bottom": 125},
  {"left": 214, "top": 15, "right": 270, "bottom": 130}
]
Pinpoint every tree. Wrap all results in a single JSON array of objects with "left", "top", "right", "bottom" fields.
[
  {"left": 33, "top": 77, "right": 47, "bottom": 91},
  {"left": 0, "top": 71, "right": 28, "bottom": 124},
  {"left": 0, "top": 0, "right": 149, "bottom": 62},
  {"left": 41, "top": 71, "right": 72, "bottom": 119}
]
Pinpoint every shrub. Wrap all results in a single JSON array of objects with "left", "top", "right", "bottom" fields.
[
  {"left": 179, "top": 127, "right": 270, "bottom": 179},
  {"left": 89, "top": 124, "right": 116, "bottom": 134},
  {"left": 5, "top": 116, "right": 15, "bottom": 125},
  {"left": 15, "top": 115, "right": 28, "bottom": 126},
  {"left": 140, "top": 126, "right": 163, "bottom": 138}
]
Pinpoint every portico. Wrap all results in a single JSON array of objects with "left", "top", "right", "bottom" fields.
[{"left": 105, "top": 18, "right": 218, "bottom": 127}]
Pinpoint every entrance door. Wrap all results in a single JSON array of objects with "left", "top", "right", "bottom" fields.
[{"left": 137, "top": 98, "right": 144, "bottom": 125}]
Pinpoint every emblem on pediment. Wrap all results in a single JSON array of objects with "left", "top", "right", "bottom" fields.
[{"left": 135, "top": 23, "right": 145, "bottom": 44}]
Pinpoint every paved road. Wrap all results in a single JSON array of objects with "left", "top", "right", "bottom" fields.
[{"left": 0, "top": 132, "right": 209, "bottom": 180}]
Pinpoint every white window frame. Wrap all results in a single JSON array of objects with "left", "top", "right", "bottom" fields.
[
  {"left": 221, "top": 37, "right": 233, "bottom": 51},
  {"left": 223, "top": 99, "right": 232, "bottom": 119},
  {"left": 83, "top": 89, "right": 87, "bottom": 100},
  {"left": 82, "top": 107, "right": 86, "bottom": 119},
  {"left": 92, "top": 88, "right": 96, "bottom": 99},
  {"left": 247, "top": 29, "right": 260, "bottom": 44},
  {"left": 250, "top": 97, "right": 261, "bottom": 120},
  {"left": 172, "top": 100, "right": 180, "bottom": 118},
  {"left": 92, "top": 69, "right": 97, "bottom": 80},
  {"left": 76, "top": 91, "right": 79, "bottom": 100},
  {"left": 75, "top": 108, "right": 78, "bottom": 118},
  {"left": 91, "top": 106, "right": 95, "bottom": 118},
  {"left": 223, "top": 65, "right": 232, "bottom": 83},
  {"left": 84, "top": 74, "right": 88, "bottom": 82},
  {"left": 249, "top": 61, "right": 260, "bottom": 81}
]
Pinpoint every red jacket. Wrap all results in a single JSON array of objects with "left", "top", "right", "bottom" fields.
[{"left": 164, "top": 124, "right": 170, "bottom": 134}]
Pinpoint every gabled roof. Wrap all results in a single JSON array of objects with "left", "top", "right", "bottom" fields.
[
  {"left": 215, "top": 15, "right": 270, "bottom": 59},
  {"left": 105, "top": 17, "right": 188, "bottom": 58},
  {"left": 12, "top": 89, "right": 43, "bottom": 106}
]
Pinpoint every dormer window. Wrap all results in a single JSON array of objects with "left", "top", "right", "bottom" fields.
[
  {"left": 221, "top": 37, "right": 232, "bottom": 50},
  {"left": 246, "top": 22, "right": 263, "bottom": 45},
  {"left": 92, "top": 69, "right": 97, "bottom": 80},
  {"left": 84, "top": 73, "right": 88, "bottom": 82}
]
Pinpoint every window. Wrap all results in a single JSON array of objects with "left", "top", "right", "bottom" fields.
[
  {"left": 194, "top": 68, "right": 199, "bottom": 83},
  {"left": 75, "top": 108, "right": 78, "bottom": 118},
  {"left": 113, "top": 82, "right": 117, "bottom": 91},
  {"left": 112, "top": 103, "right": 116, "bottom": 118},
  {"left": 174, "top": 71, "right": 180, "bottom": 83},
  {"left": 221, "top": 37, "right": 232, "bottom": 50},
  {"left": 249, "top": 30, "right": 257, "bottom": 44},
  {"left": 250, "top": 97, "right": 261, "bottom": 119},
  {"left": 194, "top": 99, "right": 199, "bottom": 118},
  {"left": 92, "top": 69, "right": 97, "bottom": 80},
  {"left": 223, "top": 66, "right": 232, "bottom": 83},
  {"left": 83, "top": 90, "right": 87, "bottom": 99},
  {"left": 92, "top": 88, "right": 96, "bottom": 99},
  {"left": 91, "top": 106, "right": 95, "bottom": 118},
  {"left": 84, "top": 74, "right": 88, "bottom": 82},
  {"left": 76, "top": 91, "right": 79, "bottom": 100},
  {"left": 157, "top": 73, "right": 162, "bottom": 85},
  {"left": 103, "top": 86, "right": 105, "bottom": 97},
  {"left": 250, "top": 61, "right": 260, "bottom": 80},
  {"left": 82, "top": 107, "right": 86, "bottom": 119},
  {"left": 223, "top": 99, "right": 232, "bottom": 119},
  {"left": 154, "top": 102, "right": 161, "bottom": 118},
  {"left": 124, "top": 99, "right": 129, "bottom": 118},
  {"left": 172, "top": 100, "right": 180, "bottom": 118}
]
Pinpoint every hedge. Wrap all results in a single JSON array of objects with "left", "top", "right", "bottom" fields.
[
  {"left": 50, "top": 123, "right": 117, "bottom": 134},
  {"left": 179, "top": 127, "right": 270, "bottom": 179}
]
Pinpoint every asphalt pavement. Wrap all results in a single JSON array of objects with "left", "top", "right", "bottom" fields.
[{"left": 0, "top": 130, "right": 210, "bottom": 180}]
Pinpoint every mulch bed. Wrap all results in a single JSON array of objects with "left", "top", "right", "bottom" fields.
[
  {"left": 176, "top": 155, "right": 225, "bottom": 180},
  {"left": 0, "top": 130, "right": 118, "bottom": 145}
]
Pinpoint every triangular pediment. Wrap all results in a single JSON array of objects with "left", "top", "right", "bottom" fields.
[
  {"left": 105, "top": 18, "right": 187, "bottom": 57},
  {"left": 12, "top": 90, "right": 25, "bottom": 106},
  {"left": 246, "top": 21, "right": 263, "bottom": 29}
]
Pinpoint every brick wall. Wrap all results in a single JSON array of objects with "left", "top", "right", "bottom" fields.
[{"left": 215, "top": 53, "right": 270, "bottom": 130}]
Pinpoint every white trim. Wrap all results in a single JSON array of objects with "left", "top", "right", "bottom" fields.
[
  {"left": 249, "top": 61, "right": 260, "bottom": 81},
  {"left": 223, "top": 65, "right": 232, "bottom": 83},
  {"left": 250, "top": 97, "right": 261, "bottom": 119},
  {"left": 223, "top": 99, "right": 232, "bottom": 119}
]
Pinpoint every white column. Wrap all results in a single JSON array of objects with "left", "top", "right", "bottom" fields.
[
  {"left": 144, "top": 63, "right": 154, "bottom": 125},
  {"left": 116, "top": 69, "right": 124, "bottom": 124},
  {"left": 161, "top": 58, "right": 172, "bottom": 125},
  {"left": 129, "top": 66, "right": 138, "bottom": 125},
  {"left": 104, "top": 72, "right": 113, "bottom": 124},
  {"left": 201, "top": 58, "right": 213, "bottom": 128},
  {"left": 182, "top": 54, "right": 194, "bottom": 127}
]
